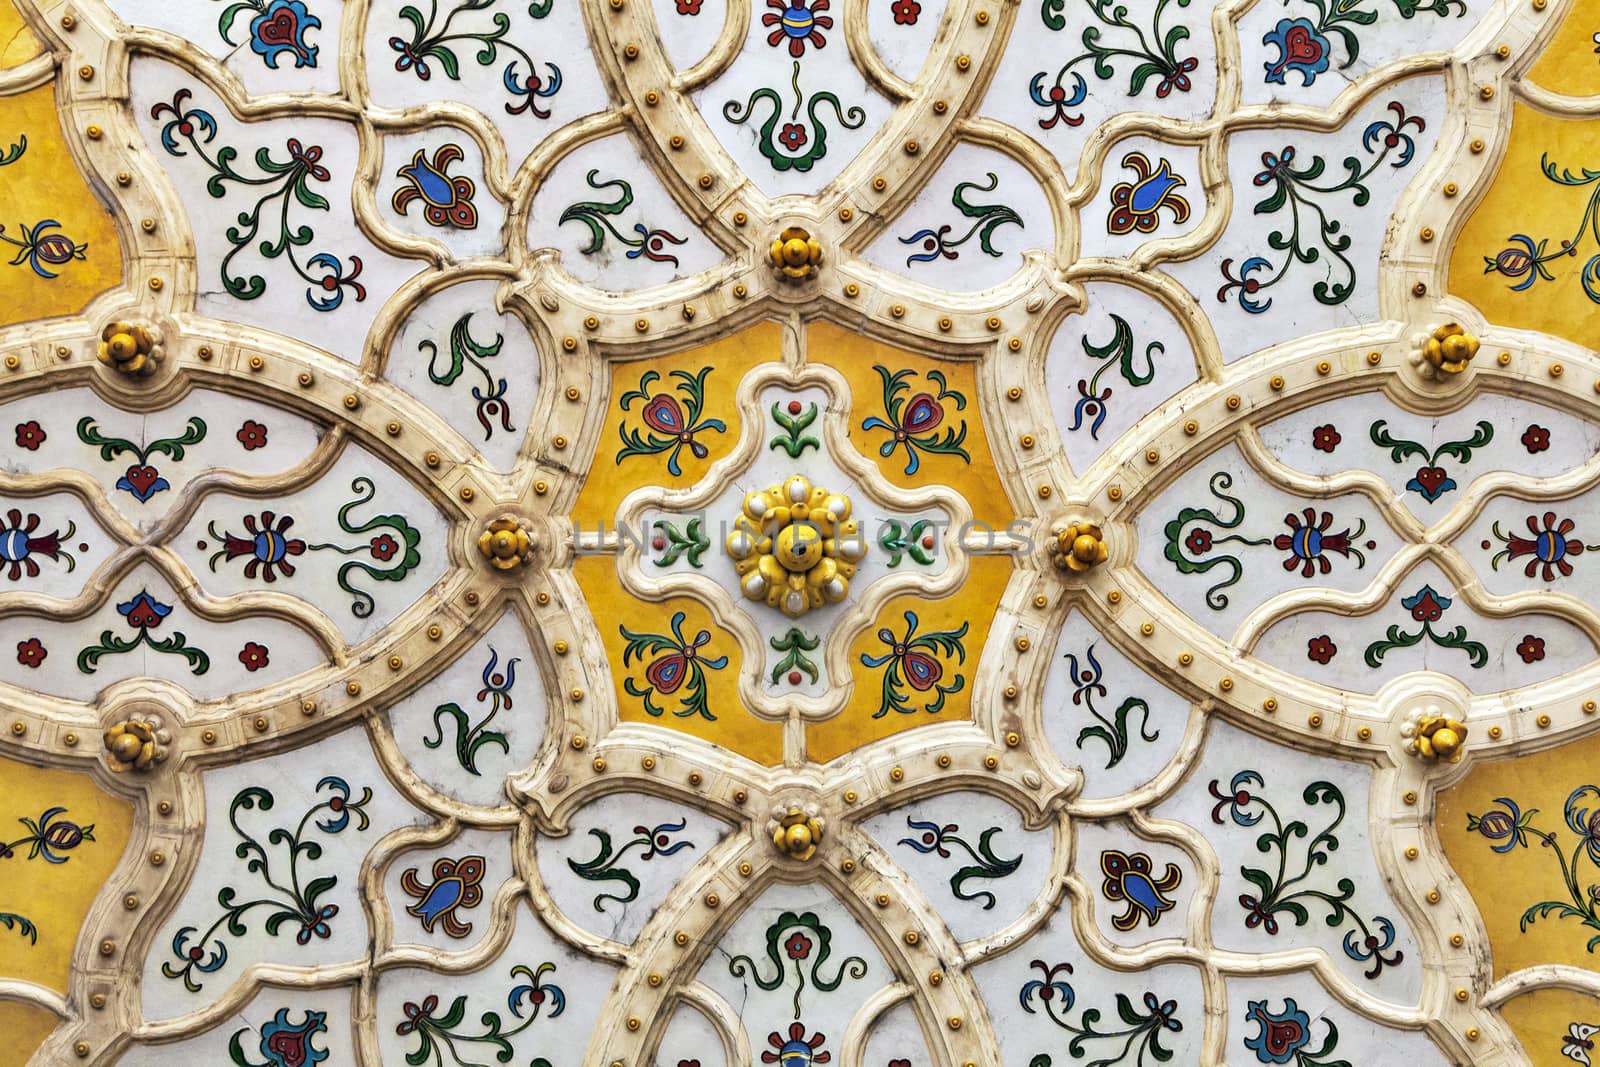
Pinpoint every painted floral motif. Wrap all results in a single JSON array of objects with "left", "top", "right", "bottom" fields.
[
  {"left": 0, "top": 135, "right": 23, "bottom": 167},
  {"left": 878, "top": 519, "right": 936, "bottom": 567},
  {"left": 14, "top": 420, "right": 44, "bottom": 450},
  {"left": 770, "top": 400, "right": 820, "bottom": 457},
  {"left": 394, "top": 962, "right": 564, "bottom": 1067},
  {"left": 417, "top": 312, "right": 513, "bottom": 439},
  {"left": 891, "top": 0, "right": 921, "bottom": 23},
  {"left": 1020, "top": 960, "right": 1184, "bottom": 1065},
  {"left": 151, "top": 90, "right": 365, "bottom": 309},
  {"left": 1243, "top": 999, "right": 1350, "bottom": 1066},
  {"left": 1, "top": 220, "right": 87, "bottom": 279},
  {"left": 207, "top": 478, "right": 423, "bottom": 617},
  {"left": 898, "top": 173, "right": 1024, "bottom": 266},
  {"left": 652, "top": 519, "right": 711, "bottom": 567},
  {"left": 389, "top": 0, "right": 562, "bottom": 119},
  {"left": 237, "top": 420, "right": 269, "bottom": 450},
  {"left": 0, "top": 807, "right": 96, "bottom": 945},
  {"left": 1217, "top": 102, "right": 1424, "bottom": 312},
  {"left": 1068, "top": 313, "right": 1161, "bottom": 439},
  {"left": 79, "top": 590, "right": 211, "bottom": 675},
  {"left": 1370, "top": 418, "right": 1493, "bottom": 503},
  {"left": 77, "top": 415, "right": 207, "bottom": 504},
  {"left": 401, "top": 854, "right": 486, "bottom": 937},
  {"left": 163, "top": 777, "right": 373, "bottom": 991},
  {"left": 0, "top": 509, "right": 76, "bottom": 580},
  {"left": 1564, "top": 1021, "right": 1600, "bottom": 1064},
  {"left": 619, "top": 611, "right": 729, "bottom": 719},
  {"left": 1209, "top": 772, "right": 1403, "bottom": 980},
  {"left": 1163, "top": 472, "right": 1370, "bottom": 609},
  {"left": 1262, "top": 17, "right": 1330, "bottom": 86},
  {"left": 1306, "top": 635, "right": 1337, "bottom": 664},
  {"left": 424, "top": 648, "right": 517, "bottom": 775},
  {"left": 1363, "top": 584, "right": 1489, "bottom": 669},
  {"left": 392, "top": 144, "right": 479, "bottom": 229},
  {"left": 763, "top": 1023, "right": 832, "bottom": 1064},
  {"left": 229, "top": 1007, "right": 330, "bottom": 1067},
  {"left": 1263, "top": 0, "right": 1462, "bottom": 86},
  {"left": 1063, "top": 645, "right": 1158, "bottom": 769},
  {"left": 615, "top": 367, "right": 726, "bottom": 476},
  {"left": 239, "top": 641, "right": 271, "bottom": 671},
  {"left": 1488, "top": 512, "right": 1599, "bottom": 580},
  {"left": 729, "top": 911, "right": 867, "bottom": 1019},
  {"left": 1107, "top": 153, "right": 1191, "bottom": 234},
  {"left": 860, "top": 610, "right": 968, "bottom": 717},
  {"left": 559, "top": 170, "right": 688, "bottom": 266},
  {"left": 216, "top": 0, "right": 322, "bottom": 69},
  {"left": 1100, "top": 849, "right": 1181, "bottom": 930},
  {"left": 763, "top": 0, "right": 832, "bottom": 56},
  {"left": 770, "top": 627, "right": 821, "bottom": 685},
  {"left": 16, "top": 637, "right": 46, "bottom": 667},
  {"left": 1030, "top": 0, "right": 1198, "bottom": 130},
  {"left": 1465, "top": 789, "right": 1600, "bottom": 953},
  {"left": 897, "top": 817, "right": 1022, "bottom": 908},
  {"left": 1482, "top": 156, "right": 1600, "bottom": 303},
  {"left": 723, "top": 62, "right": 865, "bottom": 173},
  {"left": 566, "top": 819, "right": 693, "bottom": 910},
  {"left": 861, "top": 366, "right": 970, "bottom": 475}
]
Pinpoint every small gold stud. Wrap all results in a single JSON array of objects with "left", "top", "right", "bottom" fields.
[{"left": 984, "top": 754, "right": 999, "bottom": 769}]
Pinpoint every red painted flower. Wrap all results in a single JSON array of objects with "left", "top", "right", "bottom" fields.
[
  {"left": 395, "top": 995, "right": 438, "bottom": 1035},
  {"left": 14, "top": 420, "right": 45, "bottom": 451},
  {"left": 784, "top": 931, "right": 813, "bottom": 959},
  {"left": 236, "top": 419, "right": 269, "bottom": 450},
  {"left": 370, "top": 533, "right": 399, "bottom": 561},
  {"left": 1521, "top": 424, "right": 1551, "bottom": 453},
  {"left": 1306, "top": 635, "right": 1336, "bottom": 664},
  {"left": 1516, "top": 634, "right": 1545, "bottom": 663},
  {"left": 16, "top": 637, "right": 46, "bottom": 668},
  {"left": 890, "top": 0, "right": 920, "bottom": 23},
  {"left": 286, "top": 138, "right": 330, "bottom": 182},
  {"left": 1311, "top": 424, "right": 1340, "bottom": 452},
  {"left": 239, "top": 642, "right": 271, "bottom": 672},
  {"left": 674, "top": 0, "right": 701, "bottom": 12},
  {"left": 1185, "top": 527, "right": 1212, "bottom": 554},
  {"left": 762, "top": 0, "right": 832, "bottom": 57},
  {"left": 778, "top": 123, "right": 808, "bottom": 152}
]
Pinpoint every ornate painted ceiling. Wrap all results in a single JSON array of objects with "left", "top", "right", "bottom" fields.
[{"left": 1, "top": 0, "right": 1599, "bottom": 1061}]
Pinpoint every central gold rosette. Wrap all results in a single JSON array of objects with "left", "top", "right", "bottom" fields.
[{"left": 726, "top": 475, "right": 868, "bottom": 618}]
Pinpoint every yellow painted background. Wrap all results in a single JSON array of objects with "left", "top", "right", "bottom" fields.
[
  {"left": 0, "top": 757, "right": 133, "bottom": 994},
  {"left": 572, "top": 321, "right": 783, "bottom": 525},
  {"left": 1448, "top": 104, "right": 1600, "bottom": 350},
  {"left": 808, "top": 553, "right": 1012, "bottom": 763},
  {"left": 0, "top": 82, "right": 122, "bottom": 326},
  {"left": 807, "top": 320, "right": 1012, "bottom": 531},
  {"left": 0, "top": 0, "right": 41, "bottom": 68}
]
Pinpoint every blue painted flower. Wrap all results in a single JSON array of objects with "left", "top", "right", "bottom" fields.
[
  {"left": 117, "top": 590, "right": 172, "bottom": 630},
  {"left": 1466, "top": 796, "right": 1533, "bottom": 853},
  {"left": 1566, "top": 785, "right": 1600, "bottom": 865},
  {"left": 251, "top": 1007, "right": 329, "bottom": 1067},
  {"left": 1208, "top": 770, "right": 1264, "bottom": 826},
  {"left": 1, "top": 220, "right": 87, "bottom": 279},
  {"left": 1401, "top": 584, "right": 1450, "bottom": 622},
  {"left": 1244, "top": 998, "right": 1310, "bottom": 1063},
  {"left": 314, "top": 775, "right": 372, "bottom": 833},
  {"left": 1100, "top": 849, "right": 1182, "bottom": 930},
  {"left": 1262, "top": 18, "right": 1329, "bottom": 86},
  {"left": 248, "top": 0, "right": 321, "bottom": 69},
  {"left": 505, "top": 61, "right": 563, "bottom": 119}
]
